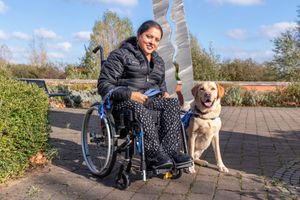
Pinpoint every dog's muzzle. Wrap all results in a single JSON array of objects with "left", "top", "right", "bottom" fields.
[{"left": 201, "top": 99, "right": 215, "bottom": 108}]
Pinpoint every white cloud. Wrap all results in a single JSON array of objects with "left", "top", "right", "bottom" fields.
[
  {"left": 73, "top": 31, "right": 91, "bottom": 41},
  {"left": 109, "top": 7, "right": 132, "bottom": 16},
  {"left": 12, "top": 32, "right": 31, "bottom": 41},
  {"left": 84, "top": 0, "right": 138, "bottom": 7},
  {"left": 54, "top": 42, "right": 72, "bottom": 52},
  {"left": 226, "top": 28, "right": 248, "bottom": 40},
  {"left": 0, "top": 0, "right": 8, "bottom": 14},
  {"left": 0, "top": 30, "right": 8, "bottom": 40},
  {"left": 208, "top": 0, "right": 263, "bottom": 6},
  {"left": 227, "top": 0, "right": 263, "bottom": 6},
  {"left": 34, "top": 28, "right": 57, "bottom": 39},
  {"left": 260, "top": 22, "right": 298, "bottom": 38}
]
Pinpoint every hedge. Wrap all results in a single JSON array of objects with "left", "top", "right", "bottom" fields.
[{"left": 0, "top": 74, "right": 49, "bottom": 183}]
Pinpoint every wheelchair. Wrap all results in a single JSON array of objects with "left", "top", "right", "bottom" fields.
[{"left": 81, "top": 45, "right": 192, "bottom": 190}]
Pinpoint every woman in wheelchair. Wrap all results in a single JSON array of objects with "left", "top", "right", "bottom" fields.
[{"left": 97, "top": 20, "right": 192, "bottom": 170}]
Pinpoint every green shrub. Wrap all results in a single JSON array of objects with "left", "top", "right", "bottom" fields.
[
  {"left": 281, "top": 82, "right": 300, "bottom": 106},
  {"left": 222, "top": 86, "right": 243, "bottom": 106},
  {"left": 242, "top": 90, "right": 260, "bottom": 106},
  {"left": 222, "top": 83, "right": 300, "bottom": 107},
  {"left": 0, "top": 67, "right": 11, "bottom": 78},
  {"left": 259, "top": 84, "right": 300, "bottom": 107},
  {"left": 47, "top": 83, "right": 101, "bottom": 108},
  {"left": 260, "top": 91, "right": 278, "bottom": 107},
  {"left": 0, "top": 75, "right": 49, "bottom": 183}
]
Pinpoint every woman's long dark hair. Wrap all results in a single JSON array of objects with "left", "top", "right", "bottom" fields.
[
  {"left": 137, "top": 20, "right": 163, "bottom": 39},
  {"left": 122, "top": 20, "right": 163, "bottom": 46}
]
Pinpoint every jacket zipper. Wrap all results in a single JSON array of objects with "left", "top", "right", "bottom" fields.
[
  {"left": 138, "top": 44, "right": 151, "bottom": 83},
  {"left": 143, "top": 55, "right": 150, "bottom": 82},
  {"left": 146, "top": 61, "right": 150, "bottom": 82}
]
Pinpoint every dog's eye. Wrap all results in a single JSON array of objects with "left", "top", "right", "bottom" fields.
[
  {"left": 200, "top": 87, "right": 204, "bottom": 91},
  {"left": 211, "top": 87, "right": 216, "bottom": 91}
]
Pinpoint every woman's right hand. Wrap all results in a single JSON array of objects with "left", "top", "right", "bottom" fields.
[{"left": 130, "top": 91, "right": 148, "bottom": 104}]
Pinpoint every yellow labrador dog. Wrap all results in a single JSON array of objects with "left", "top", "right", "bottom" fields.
[{"left": 187, "top": 82, "right": 229, "bottom": 173}]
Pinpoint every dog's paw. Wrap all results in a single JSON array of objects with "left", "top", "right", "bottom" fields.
[
  {"left": 217, "top": 164, "right": 229, "bottom": 173},
  {"left": 187, "top": 166, "right": 196, "bottom": 174}
]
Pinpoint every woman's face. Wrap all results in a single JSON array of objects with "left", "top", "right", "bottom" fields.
[{"left": 137, "top": 26, "right": 162, "bottom": 57}]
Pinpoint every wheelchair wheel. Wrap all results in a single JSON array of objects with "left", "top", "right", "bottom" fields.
[
  {"left": 171, "top": 169, "right": 182, "bottom": 179},
  {"left": 81, "top": 104, "right": 116, "bottom": 178},
  {"left": 115, "top": 172, "right": 130, "bottom": 190}
]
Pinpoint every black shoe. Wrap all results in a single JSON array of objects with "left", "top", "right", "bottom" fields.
[
  {"left": 171, "top": 152, "right": 192, "bottom": 165},
  {"left": 146, "top": 151, "right": 173, "bottom": 170}
]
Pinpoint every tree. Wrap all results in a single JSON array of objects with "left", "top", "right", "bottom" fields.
[
  {"left": 220, "top": 58, "right": 268, "bottom": 81},
  {"left": 0, "top": 44, "right": 12, "bottom": 67},
  {"left": 80, "top": 10, "right": 134, "bottom": 78},
  {"left": 271, "top": 30, "right": 300, "bottom": 81},
  {"left": 190, "top": 34, "right": 220, "bottom": 81},
  {"left": 269, "top": 6, "right": 300, "bottom": 81},
  {"left": 297, "top": 5, "right": 300, "bottom": 36},
  {"left": 28, "top": 37, "right": 48, "bottom": 67}
]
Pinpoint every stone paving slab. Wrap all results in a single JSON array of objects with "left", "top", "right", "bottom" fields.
[{"left": 1, "top": 107, "right": 300, "bottom": 200}]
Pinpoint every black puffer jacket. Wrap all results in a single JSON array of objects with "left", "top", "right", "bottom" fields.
[{"left": 97, "top": 37, "right": 167, "bottom": 101}]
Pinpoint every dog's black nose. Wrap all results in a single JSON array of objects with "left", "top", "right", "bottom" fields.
[{"left": 204, "top": 93, "right": 211, "bottom": 98}]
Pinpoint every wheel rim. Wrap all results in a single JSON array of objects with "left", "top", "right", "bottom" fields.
[{"left": 82, "top": 106, "right": 113, "bottom": 175}]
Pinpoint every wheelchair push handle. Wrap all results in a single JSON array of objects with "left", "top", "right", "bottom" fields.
[{"left": 93, "top": 45, "right": 105, "bottom": 66}]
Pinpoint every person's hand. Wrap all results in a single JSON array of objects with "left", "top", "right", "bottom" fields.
[
  {"left": 163, "top": 92, "right": 170, "bottom": 98},
  {"left": 130, "top": 91, "right": 148, "bottom": 104}
]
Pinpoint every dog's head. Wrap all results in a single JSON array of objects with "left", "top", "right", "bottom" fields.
[{"left": 191, "top": 82, "right": 224, "bottom": 112}]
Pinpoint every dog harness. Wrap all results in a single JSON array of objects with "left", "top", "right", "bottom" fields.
[{"left": 181, "top": 106, "right": 219, "bottom": 129}]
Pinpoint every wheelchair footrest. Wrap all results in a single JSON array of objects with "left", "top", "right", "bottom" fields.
[
  {"left": 173, "top": 160, "right": 193, "bottom": 169},
  {"left": 147, "top": 168, "right": 171, "bottom": 175}
]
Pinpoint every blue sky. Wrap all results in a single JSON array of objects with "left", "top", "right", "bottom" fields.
[{"left": 0, "top": 0, "right": 299, "bottom": 65}]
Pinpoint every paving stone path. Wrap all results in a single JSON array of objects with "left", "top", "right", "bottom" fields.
[{"left": 0, "top": 107, "right": 300, "bottom": 200}]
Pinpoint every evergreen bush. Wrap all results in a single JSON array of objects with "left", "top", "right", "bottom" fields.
[
  {"left": 222, "top": 86, "right": 243, "bottom": 106},
  {"left": 0, "top": 75, "right": 49, "bottom": 183},
  {"left": 0, "top": 67, "right": 11, "bottom": 78},
  {"left": 259, "top": 91, "right": 278, "bottom": 107},
  {"left": 242, "top": 90, "right": 260, "bottom": 106},
  {"left": 281, "top": 82, "right": 300, "bottom": 106},
  {"left": 222, "top": 83, "right": 300, "bottom": 107}
]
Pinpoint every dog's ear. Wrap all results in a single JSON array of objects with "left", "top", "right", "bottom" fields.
[
  {"left": 217, "top": 83, "right": 224, "bottom": 99},
  {"left": 191, "top": 84, "right": 200, "bottom": 97}
]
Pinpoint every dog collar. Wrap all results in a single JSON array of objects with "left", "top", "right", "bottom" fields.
[
  {"left": 192, "top": 107, "right": 216, "bottom": 120},
  {"left": 193, "top": 106, "right": 209, "bottom": 115}
]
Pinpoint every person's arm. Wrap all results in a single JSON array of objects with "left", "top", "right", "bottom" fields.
[{"left": 97, "top": 50, "right": 131, "bottom": 101}]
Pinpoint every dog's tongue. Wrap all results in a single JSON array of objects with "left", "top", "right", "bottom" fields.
[{"left": 204, "top": 101, "right": 213, "bottom": 108}]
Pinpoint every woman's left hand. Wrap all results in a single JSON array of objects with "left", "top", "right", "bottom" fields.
[{"left": 163, "top": 92, "right": 170, "bottom": 98}]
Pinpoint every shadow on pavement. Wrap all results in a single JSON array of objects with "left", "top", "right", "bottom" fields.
[
  {"left": 48, "top": 108, "right": 300, "bottom": 190},
  {"left": 49, "top": 109, "right": 159, "bottom": 189}
]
